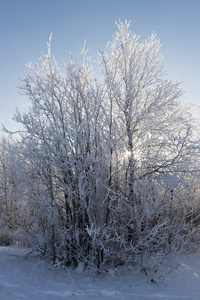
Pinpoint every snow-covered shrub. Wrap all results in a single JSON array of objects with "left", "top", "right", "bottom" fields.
[{"left": 1, "top": 20, "right": 200, "bottom": 272}]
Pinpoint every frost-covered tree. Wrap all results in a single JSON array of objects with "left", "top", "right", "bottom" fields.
[
  {"left": 2, "top": 20, "right": 200, "bottom": 271},
  {"left": 97, "top": 21, "right": 200, "bottom": 256},
  {"left": 0, "top": 136, "right": 26, "bottom": 245}
]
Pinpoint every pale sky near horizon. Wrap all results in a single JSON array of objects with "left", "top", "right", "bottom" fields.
[{"left": 0, "top": 0, "right": 199, "bottom": 133}]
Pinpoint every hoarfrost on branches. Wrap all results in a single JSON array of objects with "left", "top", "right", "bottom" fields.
[{"left": 1, "top": 20, "right": 200, "bottom": 272}]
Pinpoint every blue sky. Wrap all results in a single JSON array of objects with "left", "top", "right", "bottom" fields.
[{"left": 0, "top": 0, "right": 199, "bottom": 132}]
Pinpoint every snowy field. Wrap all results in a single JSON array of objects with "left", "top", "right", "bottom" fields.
[{"left": 0, "top": 246, "right": 200, "bottom": 300}]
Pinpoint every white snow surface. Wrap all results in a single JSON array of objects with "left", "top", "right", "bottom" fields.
[{"left": 0, "top": 246, "right": 200, "bottom": 299}]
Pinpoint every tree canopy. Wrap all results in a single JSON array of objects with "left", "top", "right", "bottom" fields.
[{"left": 1, "top": 20, "right": 200, "bottom": 272}]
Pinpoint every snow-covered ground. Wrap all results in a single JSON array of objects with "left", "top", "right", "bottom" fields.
[{"left": 0, "top": 246, "right": 200, "bottom": 300}]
